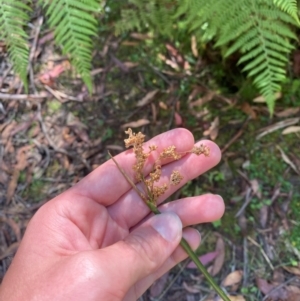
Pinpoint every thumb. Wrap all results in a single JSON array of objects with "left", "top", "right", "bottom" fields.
[{"left": 98, "top": 212, "right": 182, "bottom": 295}]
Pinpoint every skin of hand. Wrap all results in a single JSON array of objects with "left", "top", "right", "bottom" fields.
[{"left": 0, "top": 129, "right": 225, "bottom": 301}]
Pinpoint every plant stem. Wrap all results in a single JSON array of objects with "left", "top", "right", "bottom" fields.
[
  {"left": 109, "top": 152, "right": 230, "bottom": 301},
  {"left": 147, "top": 202, "right": 230, "bottom": 301}
]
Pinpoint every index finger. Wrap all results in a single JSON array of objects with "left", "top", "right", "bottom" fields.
[{"left": 70, "top": 128, "right": 195, "bottom": 206}]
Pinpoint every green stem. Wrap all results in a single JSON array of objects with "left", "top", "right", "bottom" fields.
[{"left": 147, "top": 201, "right": 231, "bottom": 301}]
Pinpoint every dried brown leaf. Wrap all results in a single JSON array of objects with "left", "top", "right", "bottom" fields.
[
  {"left": 259, "top": 205, "right": 269, "bottom": 228},
  {"left": 165, "top": 59, "right": 180, "bottom": 70},
  {"left": 229, "top": 296, "right": 246, "bottom": 301},
  {"left": 256, "top": 118, "right": 300, "bottom": 139},
  {"left": 136, "top": 90, "right": 159, "bottom": 107},
  {"left": 191, "top": 35, "right": 198, "bottom": 57},
  {"left": 275, "top": 107, "right": 300, "bottom": 117},
  {"left": 1, "top": 121, "right": 17, "bottom": 140},
  {"left": 222, "top": 270, "right": 243, "bottom": 287},
  {"left": 186, "top": 251, "right": 219, "bottom": 269},
  {"left": 174, "top": 112, "right": 183, "bottom": 126},
  {"left": 253, "top": 92, "right": 281, "bottom": 103},
  {"left": 256, "top": 278, "right": 289, "bottom": 300},
  {"left": 121, "top": 41, "right": 139, "bottom": 46},
  {"left": 165, "top": 43, "right": 179, "bottom": 57},
  {"left": 282, "top": 266, "right": 300, "bottom": 276},
  {"left": 277, "top": 145, "right": 299, "bottom": 174},
  {"left": 190, "top": 91, "right": 215, "bottom": 107},
  {"left": 203, "top": 117, "right": 219, "bottom": 140},
  {"left": 182, "top": 282, "right": 201, "bottom": 294},
  {"left": 282, "top": 126, "right": 300, "bottom": 135},
  {"left": 130, "top": 32, "right": 152, "bottom": 40},
  {"left": 159, "top": 101, "right": 168, "bottom": 110},
  {"left": 123, "top": 62, "right": 139, "bottom": 69},
  {"left": 38, "top": 63, "right": 67, "bottom": 86},
  {"left": 188, "top": 86, "right": 203, "bottom": 101},
  {"left": 250, "top": 179, "right": 261, "bottom": 198},
  {"left": 287, "top": 285, "right": 300, "bottom": 297},
  {"left": 241, "top": 102, "right": 257, "bottom": 119},
  {"left": 211, "top": 235, "right": 225, "bottom": 276},
  {"left": 6, "top": 146, "right": 31, "bottom": 204},
  {"left": 121, "top": 119, "right": 150, "bottom": 129}
]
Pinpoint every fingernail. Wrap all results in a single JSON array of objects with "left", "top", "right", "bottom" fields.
[
  {"left": 151, "top": 212, "right": 182, "bottom": 242},
  {"left": 215, "top": 194, "right": 224, "bottom": 201}
]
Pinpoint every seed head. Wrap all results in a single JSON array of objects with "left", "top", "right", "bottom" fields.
[
  {"left": 160, "top": 146, "right": 181, "bottom": 160},
  {"left": 192, "top": 144, "right": 210, "bottom": 157},
  {"left": 124, "top": 128, "right": 145, "bottom": 148},
  {"left": 152, "top": 184, "right": 168, "bottom": 199},
  {"left": 170, "top": 170, "right": 183, "bottom": 186}
]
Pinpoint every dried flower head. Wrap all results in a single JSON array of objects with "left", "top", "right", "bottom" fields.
[
  {"left": 124, "top": 128, "right": 149, "bottom": 180},
  {"left": 124, "top": 128, "right": 145, "bottom": 148},
  {"left": 160, "top": 146, "right": 181, "bottom": 160},
  {"left": 170, "top": 170, "right": 184, "bottom": 186},
  {"left": 149, "top": 164, "right": 161, "bottom": 183},
  {"left": 152, "top": 184, "right": 168, "bottom": 199},
  {"left": 123, "top": 128, "right": 210, "bottom": 205},
  {"left": 149, "top": 145, "right": 158, "bottom": 151},
  {"left": 192, "top": 144, "right": 210, "bottom": 157}
]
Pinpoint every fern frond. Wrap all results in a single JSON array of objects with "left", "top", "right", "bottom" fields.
[
  {"left": 0, "top": 0, "right": 31, "bottom": 90},
  {"left": 214, "top": 0, "right": 297, "bottom": 114},
  {"left": 117, "top": 0, "right": 298, "bottom": 113},
  {"left": 42, "top": 0, "right": 101, "bottom": 92},
  {"left": 273, "top": 0, "right": 299, "bottom": 24}
]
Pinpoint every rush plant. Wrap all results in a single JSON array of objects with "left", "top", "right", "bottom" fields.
[{"left": 109, "top": 128, "right": 230, "bottom": 301}]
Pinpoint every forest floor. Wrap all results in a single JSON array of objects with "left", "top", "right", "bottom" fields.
[{"left": 1, "top": 17, "right": 300, "bottom": 301}]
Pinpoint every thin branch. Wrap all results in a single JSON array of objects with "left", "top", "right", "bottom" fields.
[{"left": 108, "top": 152, "right": 146, "bottom": 202}]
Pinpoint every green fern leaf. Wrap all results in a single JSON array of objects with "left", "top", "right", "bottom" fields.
[
  {"left": 43, "top": 0, "right": 101, "bottom": 92},
  {"left": 215, "top": 0, "right": 297, "bottom": 114},
  {"left": 273, "top": 0, "right": 299, "bottom": 24},
  {"left": 117, "top": 0, "right": 298, "bottom": 114},
  {"left": 0, "top": 0, "right": 31, "bottom": 90}
]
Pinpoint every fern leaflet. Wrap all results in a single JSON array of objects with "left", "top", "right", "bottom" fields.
[
  {"left": 42, "top": 0, "right": 101, "bottom": 92},
  {"left": 0, "top": 0, "right": 31, "bottom": 90},
  {"left": 273, "top": 0, "right": 300, "bottom": 24},
  {"left": 215, "top": 0, "right": 297, "bottom": 114}
]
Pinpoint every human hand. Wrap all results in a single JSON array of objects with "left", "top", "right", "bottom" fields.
[{"left": 0, "top": 128, "right": 225, "bottom": 301}]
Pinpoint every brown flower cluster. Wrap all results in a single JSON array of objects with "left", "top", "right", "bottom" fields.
[
  {"left": 159, "top": 146, "right": 181, "bottom": 160},
  {"left": 170, "top": 170, "right": 184, "bottom": 186},
  {"left": 191, "top": 144, "right": 210, "bottom": 157},
  {"left": 124, "top": 128, "right": 210, "bottom": 205},
  {"left": 124, "top": 128, "right": 157, "bottom": 181}
]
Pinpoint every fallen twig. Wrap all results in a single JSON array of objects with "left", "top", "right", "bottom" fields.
[{"left": 221, "top": 118, "right": 250, "bottom": 153}]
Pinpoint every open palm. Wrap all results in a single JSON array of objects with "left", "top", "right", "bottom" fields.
[{"left": 0, "top": 129, "right": 224, "bottom": 301}]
